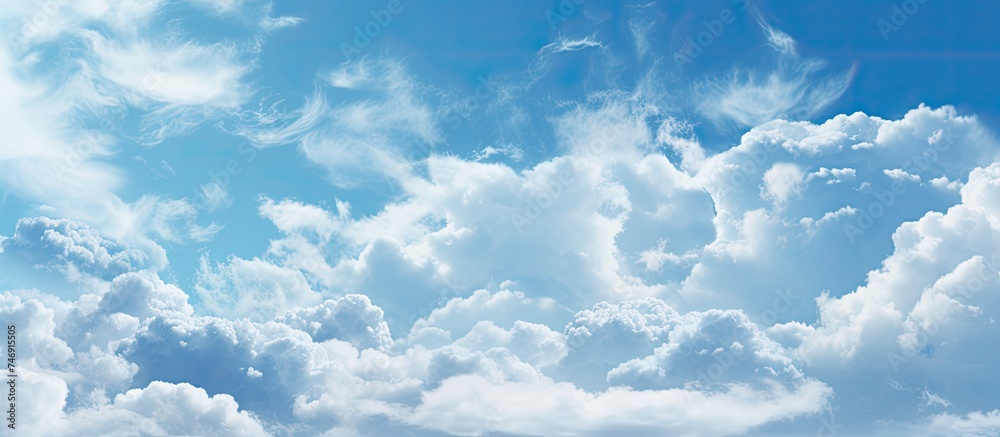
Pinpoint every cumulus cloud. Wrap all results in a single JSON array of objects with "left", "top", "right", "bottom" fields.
[
  {"left": 930, "top": 175, "right": 964, "bottom": 192},
  {"left": 233, "top": 98, "right": 1000, "bottom": 347},
  {"left": 60, "top": 381, "right": 269, "bottom": 437},
  {"left": 313, "top": 97, "right": 716, "bottom": 312},
  {"left": 883, "top": 168, "right": 922, "bottom": 182},
  {"left": 0, "top": 217, "right": 152, "bottom": 282},
  {"left": 794, "top": 162, "right": 1000, "bottom": 369},
  {"left": 242, "top": 103, "right": 712, "bottom": 328},
  {"left": 679, "top": 104, "right": 998, "bottom": 323},
  {"left": 557, "top": 298, "right": 678, "bottom": 390},
  {"left": 808, "top": 167, "right": 856, "bottom": 184},
  {"left": 278, "top": 294, "right": 392, "bottom": 351},
  {"left": 158, "top": 95, "right": 1000, "bottom": 433},
  {"left": 99, "top": 271, "right": 193, "bottom": 320},
  {"left": 1, "top": 216, "right": 837, "bottom": 436},
  {"left": 0, "top": 292, "right": 74, "bottom": 369},
  {"left": 608, "top": 309, "right": 805, "bottom": 390},
  {"left": 408, "top": 288, "right": 569, "bottom": 349}
]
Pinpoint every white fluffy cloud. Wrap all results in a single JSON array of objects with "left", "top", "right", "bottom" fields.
[
  {"left": 678, "top": 104, "right": 998, "bottom": 323},
  {"left": 278, "top": 294, "right": 392, "bottom": 351},
  {"left": 60, "top": 381, "right": 270, "bottom": 437},
  {"left": 407, "top": 374, "right": 831, "bottom": 437},
  {"left": 99, "top": 271, "right": 193, "bottom": 320},
  {"left": 559, "top": 298, "right": 678, "bottom": 389},
  {"left": 793, "top": 162, "right": 1000, "bottom": 368},
  {"left": 607, "top": 309, "right": 804, "bottom": 391},
  {"left": 0, "top": 217, "right": 154, "bottom": 282},
  {"left": 762, "top": 162, "right": 806, "bottom": 205},
  {"left": 408, "top": 288, "right": 569, "bottom": 349},
  {"left": 1, "top": 245, "right": 838, "bottom": 436}
]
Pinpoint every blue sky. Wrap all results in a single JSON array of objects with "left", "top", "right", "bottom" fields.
[{"left": 2, "top": 0, "right": 1000, "bottom": 435}]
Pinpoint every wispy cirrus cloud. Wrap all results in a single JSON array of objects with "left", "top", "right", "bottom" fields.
[
  {"left": 696, "top": 20, "right": 856, "bottom": 127},
  {"left": 235, "top": 58, "right": 442, "bottom": 187},
  {"left": 0, "top": 0, "right": 294, "bottom": 251}
]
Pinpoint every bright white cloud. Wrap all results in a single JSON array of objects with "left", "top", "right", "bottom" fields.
[
  {"left": 607, "top": 309, "right": 805, "bottom": 390},
  {"left": 762, "top": 162, "right": 806, "bottom": 205},
  {"left": 278, "top": 294, "right": 392, "bottom": 350},
  {"left": 883, "top": 168, "right": 921, "bottom": 182},
  {"left": 0, "top": 216, "right": 153, "bottom": 281},
  {"left": 60, "top": 381, "right": 270, "bottom": 437},
  {"left": 408, "top": 288, "right": 569, "bottom": 348},
  {"left": 407, "top": 374, "right": 831, "bottom": 437},
  {"left": 87, "top": 35, "right": 250, "bottom": 108}
]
